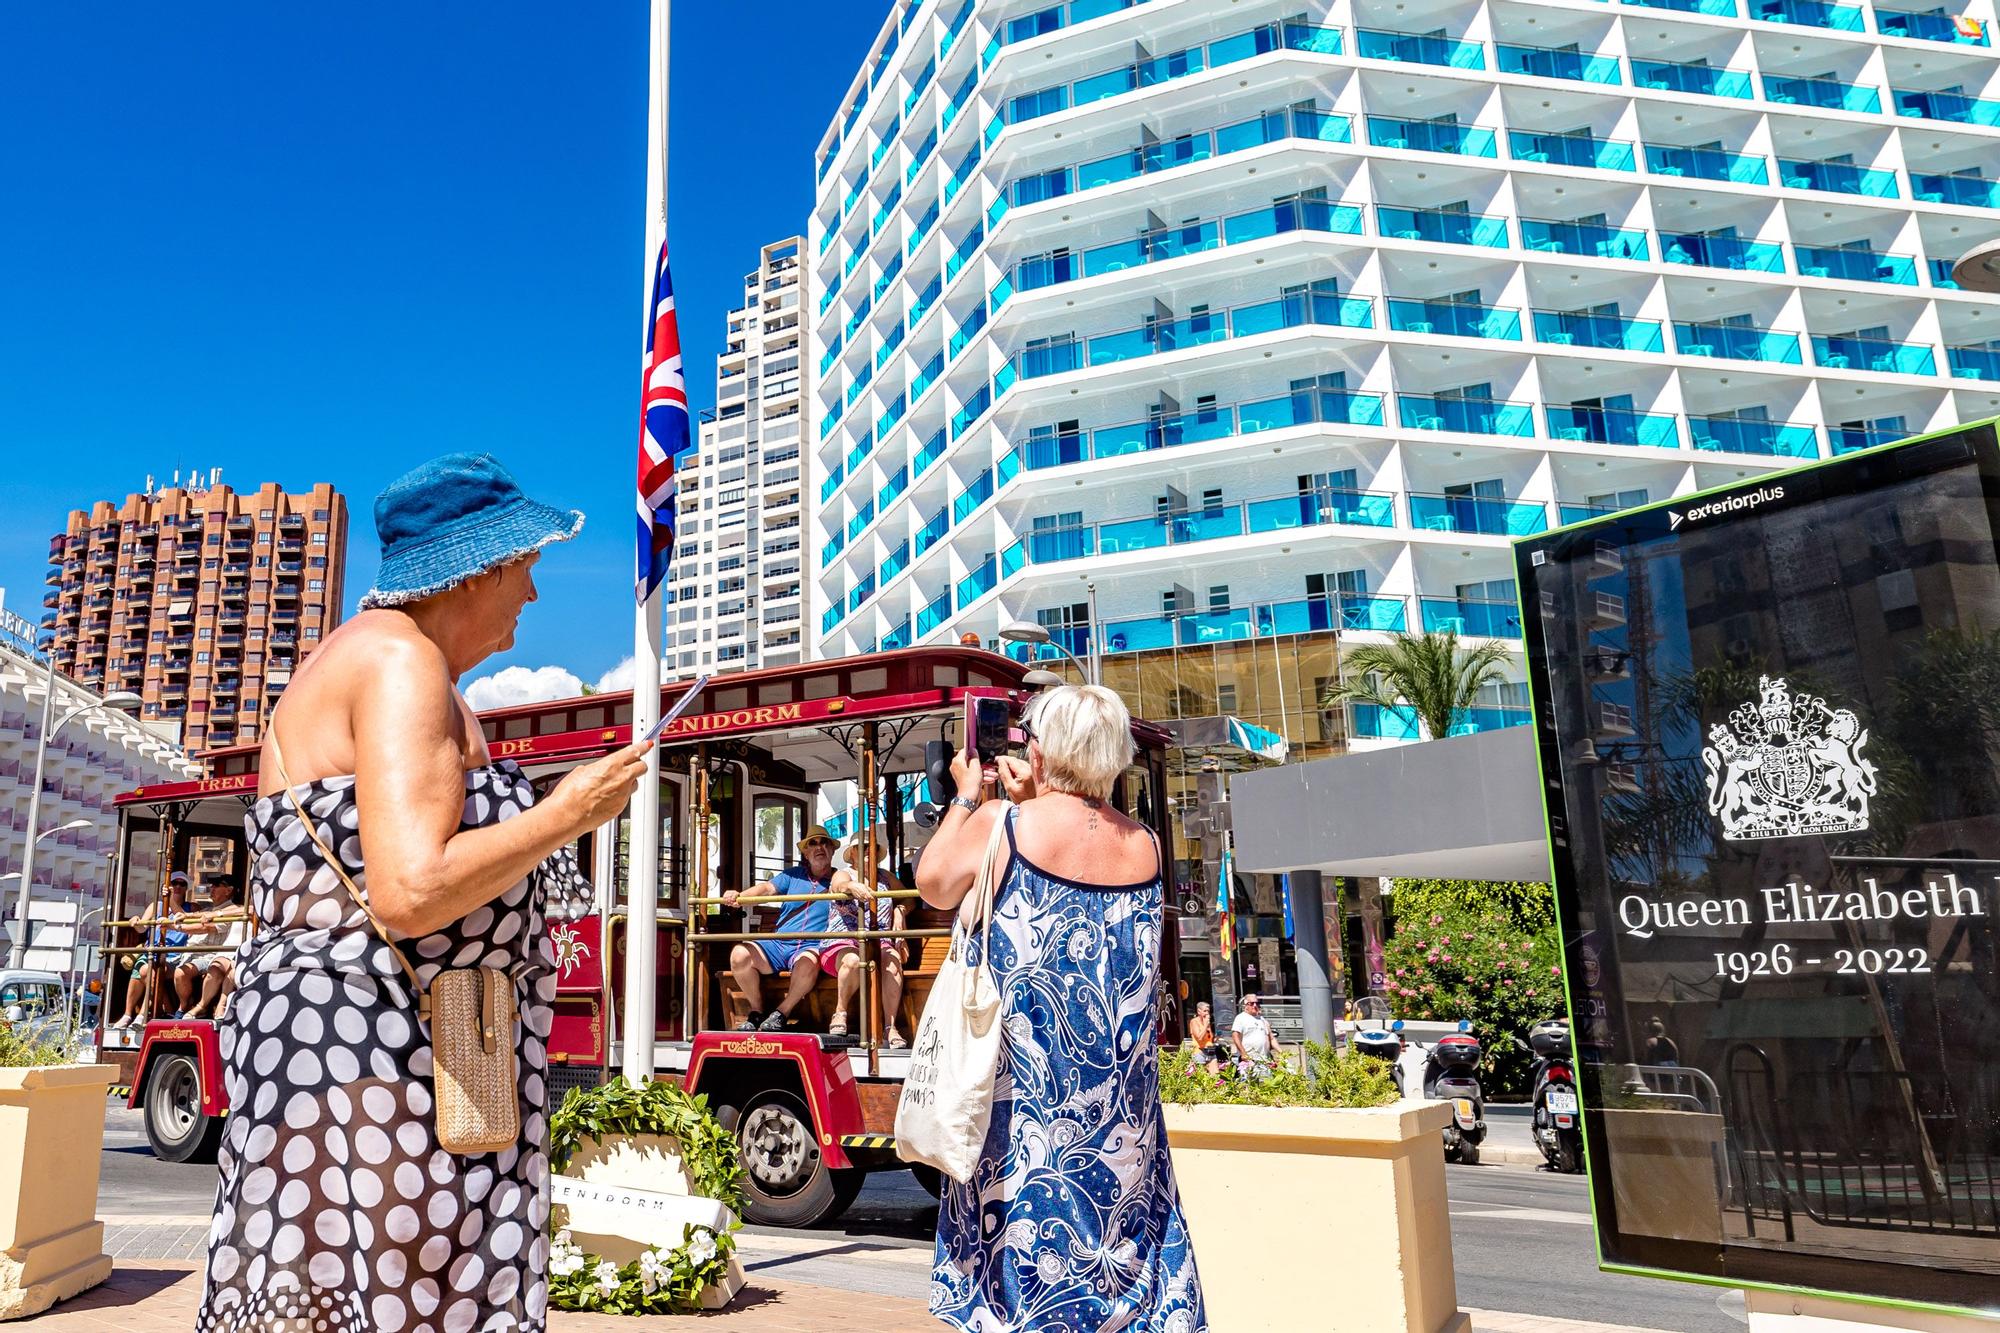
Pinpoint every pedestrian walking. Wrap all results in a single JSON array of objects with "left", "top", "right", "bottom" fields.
[
  {"left": 822, "top": 837, "right": 907, "bottom": 1046},
  {"left": 197, "top": 454, "right": 647, "bottom": 1333},
  {"left": 1232, "top": 993, "right": 1278, "bottom": 1075},
  {"left": 918, "top": 684, "right": 1205, "bottom": 1331}
]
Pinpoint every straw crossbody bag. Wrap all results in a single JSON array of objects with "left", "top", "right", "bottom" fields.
[{"left": 271, "top": 736, "right": 521, "bottom": 1156}]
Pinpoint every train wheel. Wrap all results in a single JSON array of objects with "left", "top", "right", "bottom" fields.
[
  {"left": 720, "top": 1091, "right": 865, "bottom": 1228},
  {"left": 144, "top": 1053, "right": 224, "bottom": 1164}
]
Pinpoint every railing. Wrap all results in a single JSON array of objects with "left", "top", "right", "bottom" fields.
[
  {"left": 1021, "top": 487, "right": 1402, "bottom": 565},
  {"left": 1388, "top": 298, "right": 1522, "bottom": 340},
  {"left": 1878, "top": 6, "right": 1991, "bottom": 43},
  {"left": 1764, "top": 73, "right": 1881, "bottom": 113},
  {"left": 1398, "top": 395, "right": 1537, "bottom": 438},
  {"left": 1895, "top": 88, "right": 2000, "bottom": 125},
  {"left": 1662, "top": 233, "right": 1786, "bottom": 272},
  {"left": 1778, "top": 158, "right": 1899, "bottom": 197},
  {"left": 1949, "top": 345, "right": 2000, "bottom": 380},
  {"left": 916, "top": 590, "right": 952, "bottom": 636},
  {"left": 1356, "top": 28, "right": 1485, "bottom": 68},
  {"left": 1793, "top": 246, "right": 1919, "bottom": 284},
  {"left": 1408, "top": 492, "right": 1550, "bottom": 535},
  {"left": 998, "top": 0, "right": 1153, "bottom": 49},
  {"left": 1419, "top": 597, "right": 1523, "bottom": 638},
  {"left": 1689, "top": 415, "right": 1819, "bottom": 457},
  {"left": 1913, "top": 173, "right": 2000, "bottom": 208},
  {"left": 956, "top": 555, "right": 999, "bottom": 608},
  {"left": 1351, "top": 704, "right": 1530, "bottom": 739},
  {"left": 1827, "top": 422, "right": 1909, "bottom": 453},
  {"left": 1623, "top": 0, "right": 1739, "bottom": 17},
  {"left": 1631, "top": 60, "right": 1754, "bottom": 99},
  {"left": 1520, "top": 217, "right": 1650, "bottom": 259},
  {"left": 1645, "top": 143, "right": 1770, "bottom": 185},
  {"left": 1496, "top": 42, "right": 1621, "bottom": 83},
  {"left": 1533, "top": 310, "right": 1666, "bottom": 353},
  {"left": 1016, "top": 386, "right": 1388, "bottom": 470},
  {"left": 1512, "top": 130, "right": 1637, "bottom": 171},
  {"left": 1675, "top": 322, "right": 1803, "bottom": 363},
  {"left": 1812, "top": 335, "right": 1937, "bottom": 375},
  {"left": 1377, "top": 206, "right": 1509, "bottom": 247},
  {"left": 1546, "top": 403, "right": 1682, "bottom": 448},
  {"left": 1367, "top": 117, "right": 1498, "bottom": 156},
  {"left": 1751, "top": 0, "right": 1865, "bottom": 30},
  {"left": 1017, "top": 288, "right": 1372, "bottom": 378}
]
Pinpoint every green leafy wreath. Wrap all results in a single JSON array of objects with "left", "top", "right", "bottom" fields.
[{"left": 546, "top": 1078, "right": 748, "bottom": 1315}]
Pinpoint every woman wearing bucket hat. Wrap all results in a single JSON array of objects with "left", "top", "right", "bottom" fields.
[{"left": 197, "top": 454, "right": 651, "bottom": 1333}]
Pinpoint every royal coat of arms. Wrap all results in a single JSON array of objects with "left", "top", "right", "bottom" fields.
[{"left": 1702, "top": 676, "right": 1877, "bottom": 841}]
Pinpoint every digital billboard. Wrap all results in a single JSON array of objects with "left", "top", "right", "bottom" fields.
[{"left": 1516, "top": 420, "right": 2000, "bottom": 1314}]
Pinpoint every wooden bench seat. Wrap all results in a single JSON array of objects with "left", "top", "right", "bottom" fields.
[{"left": 715, "top": 931, "right": 949, "bottom": 1036}]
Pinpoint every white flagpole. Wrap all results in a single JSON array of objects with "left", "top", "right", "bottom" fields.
[{"left": 623, "top": 0, "right": 669, "bottom": 1087}]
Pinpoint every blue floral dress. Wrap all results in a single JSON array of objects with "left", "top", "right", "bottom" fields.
[{"left": 930, "top": 809, "right": 1206, "bottom": 1333}]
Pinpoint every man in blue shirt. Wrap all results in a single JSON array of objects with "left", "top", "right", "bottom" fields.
[{"left": 721, "top": 824, "right": 838, "bottom": 1031}]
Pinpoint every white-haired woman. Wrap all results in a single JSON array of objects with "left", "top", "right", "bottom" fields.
[{"left": 918, "top": 684, "right": 1205, "bottom": 1331}]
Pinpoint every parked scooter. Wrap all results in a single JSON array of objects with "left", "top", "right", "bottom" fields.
[
  {"left": 1513, "top": 1017, "right": 1584, "bottom": 1174},
  {"left": 1426, "top": 1022, "right": 1487, "bottom": 1165},
  {"left": 1353, "top": 1019, "right": 1406, "bottom": 1090}
]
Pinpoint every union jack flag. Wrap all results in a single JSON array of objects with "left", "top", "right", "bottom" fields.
[{"left": 636, "top": 239, "right": 688, "bottom": 603}]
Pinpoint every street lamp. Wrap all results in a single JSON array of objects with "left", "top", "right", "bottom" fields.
[
  {"left": 999, "top": 622, "right": 1100, "bottom": 684},
  {"left": 1952, "top": 237, "right": 2000, "bottom": 293},
  {"left": 11, "top": 686, "right": 141, "bottom": 969}
]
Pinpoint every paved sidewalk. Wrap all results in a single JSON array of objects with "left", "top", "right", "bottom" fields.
[{"left": 23, "top": 1258, "right": 1699, "bottom": 1332}]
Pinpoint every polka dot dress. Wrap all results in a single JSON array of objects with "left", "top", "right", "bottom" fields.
[{"left": 198, "top": 762, "right": 586, "bottom": 1333}]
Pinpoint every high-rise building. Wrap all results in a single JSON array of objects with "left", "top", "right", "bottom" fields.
[
  {"left": 808, "top": 0, "right": 2000, "bottom": 770},
  {"left": 667, "top": 238, "right": 812, "bottom": 673},
  {"left": 42, "top": 476, "right": 349, "bottom": 752}
]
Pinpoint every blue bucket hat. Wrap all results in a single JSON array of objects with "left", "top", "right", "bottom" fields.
[{"left": 359, "top": 453, "right": 584, "bottom": 609}]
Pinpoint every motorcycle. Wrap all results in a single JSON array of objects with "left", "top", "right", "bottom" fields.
[
  {"left": 1353, "top": 1019, "right": 1406, "bottom": 1092},
  {"left": 1426, "top": 1021, "right": 1487, "bottom": 1166},
  {"left": 1513, "top": 1017, "right": 1584, "bottom": 1174}
]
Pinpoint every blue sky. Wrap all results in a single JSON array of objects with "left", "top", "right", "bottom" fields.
[{"left": 0, "top": 3, "right": 881, "bottom": 703}]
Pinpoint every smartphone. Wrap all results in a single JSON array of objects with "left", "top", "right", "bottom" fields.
[
  {"left": 968, "top": 696, "right": 1011, "bottom": 763},
  {"left": 641, "top": 673, "right": 711, "bottom": 744}
]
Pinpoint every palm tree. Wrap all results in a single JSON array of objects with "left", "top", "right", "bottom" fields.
[{"left": 1320, "top": 629, "right": 1512, "bottom": 740}]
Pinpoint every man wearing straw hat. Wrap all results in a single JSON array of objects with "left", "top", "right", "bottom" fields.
[
  {"left": 822, "top": 836, "right": 907, "bottom": 1047},
  {"left": 721, "top": 825, "right": 837, "bottom": 1031}
]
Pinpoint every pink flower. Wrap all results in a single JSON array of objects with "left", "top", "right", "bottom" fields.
[
  {"left": 1441, "top": 954, "right": 1453, "bottom": 964},
  {"left": 1427, "top": 953, "right": 1439, "bottom": 964},
  {"left": 1501, "top": 979, "right": 1513, "bottom": 987},
  {"left": 1429, "top": 914, "right": 1443, "bottom": 926},
  {"left": 1525, "top": 989, "right": 1537, "bottom": 997},
  {"left": 1394, "top": 968, "right": 1406, "bottom": 978},
  {"left": 1549, "top": 965, "right": 1560, "bottom": 976}
]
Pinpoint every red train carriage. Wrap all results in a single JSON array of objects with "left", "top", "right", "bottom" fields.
[{"left": 99, "top": 648, "right": 1184, "bottom": 1224}]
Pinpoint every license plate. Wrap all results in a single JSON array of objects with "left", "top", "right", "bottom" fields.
[{"left": 1546, "top": 1089, "right": 1579, "bottom": 1114}]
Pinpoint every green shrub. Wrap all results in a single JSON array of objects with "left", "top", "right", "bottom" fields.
[
  {"left": 0, "top": 1023, "right": 70, "bottom": 1069},
  {"left": 1160, "top": 1040, "right": 1400, "bottom": 1110},
  {"left": 1380, "top": 898, "right": 1562, "bottom": 1099}
]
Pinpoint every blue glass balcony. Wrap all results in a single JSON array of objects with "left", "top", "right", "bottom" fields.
[
  {"left": 1778, "top": 158, "right": 1899, "bottom": 197},
  {"left": 1376, "top": 206, "right": 1510, "bottom": 247},
  {"left": 916, "top": 591, "right": 951, "bottom": 637},
  {"left": 1510, "top": 130, "right": 1637, "bottom": 172},
  {"left": 1827, "top": 423, "right": 1910, "bottom": 454},
  {"left": 881, "top": 539, "right": 911, "bottom": 583},
  {"left": 1495, "top": 42, "right": 1622, "bottom": 83},
  {"left": 1077, "top": 289, "right": 1374, "bottom": 368},
  {"left": 911, "top": 351, "right": 944, "bottom": 401},
  {"left": 1895, "top": 89, "right": 2000, "bottom": 125},
  {"left": 1352, "top": 704, "right": 1420, "bottom": 741},
  {"left": 956, "top": 557, "right": 998, "bottom": 610},
  {"left": 952, "top": 470, "right": 995, "bottom": 523},
  {"left": 1558, "top": 502, "right": 1622, "bottom": 525},
  {"left": 912, "top": 428, "right": 946, "bottom": 477},
  {"left": 1624, "top": 0, "right": 1737, "bottom": 13},
  {"left": 1949, "top": 345, "right": 2000, "bottom": 380},
  {"left": 1239, "top": 387, "right": 1387, "bottom": 432},
  {"left": 1544, "top": 403, "right": 1681, "bottom": 448},
  {"left": 1409, "top": 492, "right": 1549, "bottom": 535},
  {"left": 1420, "top": 598, "right": 1523, "bottom": 639},
  {"left": 1765, "top": 74, "right": 1882, "bottom": 113},
  {"left": 1689, "top": 416, "right": 1819, "bottom": 457},
  {"left": 823, "top": 605, "right": 845, "bottom": 634},
  {"left": 1752, "top": 0, "right": 1864, "bottom": 30},
  {"left": 1356, "top": 29, "right": 1486, "bottom": 68},
  {"left": 1246, "top": 490, "right": 1399, "bottom": 531},
  {"left": 1662, "top": 233, "right": 1787, "bottom": 272},
  {"left": 1632, "top": 60, "right": 1753, "bottom": 99},
  {"left": 1878, "top": 7, "right": 1991, "bottom": 43},
  {"left": 1389, "top": 299, "right": 1523, "bottom": 340},
  {"left": 880, "top": 619, "right": 912, "bottom": 652},
  {"left": 822, "top": 532, "right": 845, "bottom": 564},
  {"left": 1812, "top": 335, "right": 1938, "bottom": 376},
  {"left": 1399, "top": 396, "right": 1537, "bottom": 438},
  {"left": 1366, "top": 118, "right": 1498, "bottom": 157},
  {"left": 1253, "top": 594, "right": 1404, "bottom": 636},
  {"left": 1794, "top": 246, "right": 1920, "bottom": 285},
  {"left": 1933, "top": 258, "right": 1961, "bottom": 289},
  {"left": 1014, "top": 199, "right": 1366, "bottom": 299},
  {"left": 847, "top": 502, "right": 875, "bottom": 542},
  {"left": 1533, "top": 310, "right": 1666, "bottom": 353},
  {"left": 1675, "top": 322, "right": 1803, "bottom": 363},
  {"left": 1221, "top": 198, "right": 1366, "bottom": 245},
  {"left": 819, "top": 463, "right": 845, "bottom": 503},
  {"left": 1520, "top": 218, "right": 1650, "bottom": 260},
  {"left": 1645, "top": 143, "right": 1770, "bottom": 185},
  {"left": 914, "top": 507, "right": 949, "bottom": 558},
  {"left": 1101, "top": 615, "right": 1177, "bottom": 654},
  {"left": 1021, "top": 105, "right": 1352, "bottom": 207},
  {"left": 849, "top": 574, "right": 876, "bottom": 613},
  {"left": 1461, "top": 706, "right": 1533, "bottom": 733},
  {"left": 1912, "top": 173, "right": 2000, "bottom": 208}
]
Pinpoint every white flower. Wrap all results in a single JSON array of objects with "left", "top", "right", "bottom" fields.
[
  {"left": 594, "top": 1260, "right": 622, "bottom": 1294},
  {"left": 554, "top": 1229, "right": 574, "bottom": 1249},
  {"left": 550, "top": 1249, "right": 584, "bottom": 1278},
  {"left": 640, "top": 1248, "right": 672, "bottom": 1294},
  {"left": 686, "top": 1229, "right": 718, "bottom": 1267}
]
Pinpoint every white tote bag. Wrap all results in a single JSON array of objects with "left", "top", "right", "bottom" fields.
[{"left": 895, "top": 803, "right": 1011, "bottom": 1182}]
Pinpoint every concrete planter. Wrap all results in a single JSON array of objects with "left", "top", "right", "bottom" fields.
[
  {"left": 1597, "top": 1107, "right": 1727, "bottom": 1246},
  {"left": 558, "top": 1133, "right": 745, "bottom": 1311},
  {"left": 1165, "top": 1100, "right": 1470, "bottom": 1333},
  {"left": 0, "top": 1064, "right": 117, "bottom": 1320}
]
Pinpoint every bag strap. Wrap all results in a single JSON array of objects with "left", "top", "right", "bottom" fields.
[
  {"left": 267, "top": 727, "right": 429, "bottom": 1009},
  {"left": 963, "top": 800, "right": 1011, "bottom": 967}
]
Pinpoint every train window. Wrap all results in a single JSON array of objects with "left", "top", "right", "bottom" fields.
[
  {"left": 577, "top": 706, "right": 608, "bottom": 729},
  {"left": 754, "top": 796, "right": 809, "bottom": 880},
  {"left": 931, "top": 666, "right": 960, "bottom": 688},
  {"left": 850, "top": 668, "right": 888, "bottom": 695},
  {"left": 803, "top": 674, "right": 840, "bottom": 700},
  {"left": 501, "top": 719, "right": 533, "bottom": 740},
  {"left": 714, "top": 687, "right": 750, "bottom": 711},
  {"left": 756, "top": 683, "right": 792, "bottom": 705}
]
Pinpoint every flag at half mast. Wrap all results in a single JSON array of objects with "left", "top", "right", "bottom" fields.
[{"left": 636, "top": 240, "right": 689, "bottom": 603}]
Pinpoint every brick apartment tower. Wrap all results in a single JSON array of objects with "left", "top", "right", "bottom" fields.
[{"left": 42, "top": 480, "right": 349, "bottom": 752}]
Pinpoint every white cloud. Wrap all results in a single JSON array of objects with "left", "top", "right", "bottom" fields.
[
  {"left": 463, "top": 665, "right": 586, "bottom": 711},
  {"left": 592, "top": 656, "right": 673, "bottom": 694}
]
